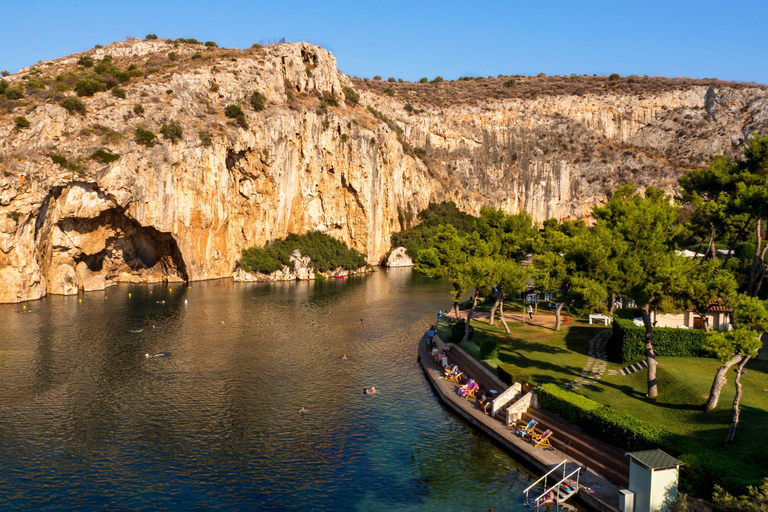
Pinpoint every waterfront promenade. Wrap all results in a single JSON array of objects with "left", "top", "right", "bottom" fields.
[{"left": 418, "top": 331, "right": 623, "bottom": 512}]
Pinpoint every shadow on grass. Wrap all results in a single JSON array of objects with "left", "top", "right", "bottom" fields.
[{"left": 564, "top": 325, "right": 603, "bottom": 357}]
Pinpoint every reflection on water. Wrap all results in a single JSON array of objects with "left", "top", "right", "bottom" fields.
[{"left": 0, "top": 268, "right": 536, "bottom": 511}]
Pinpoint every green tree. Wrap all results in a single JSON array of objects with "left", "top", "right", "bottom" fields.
[
  {"left": 679, "top": 259, "right": 738, "bottom": 332},
  {"left": 704, "top": 294, "right": 768, "bottom": 414},
  {"left": 416, "top": 224, "right": 470, "bottom": 319},
  {"left": 712, "top": 479, "right": 768, "bottom": 512},
  {"left": 594, "top": 184, "right": 692, "bottom": 398}
]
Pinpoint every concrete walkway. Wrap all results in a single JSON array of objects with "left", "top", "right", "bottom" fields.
[{"left": 446, "top": 308, "right": 558, "bottom": 328}]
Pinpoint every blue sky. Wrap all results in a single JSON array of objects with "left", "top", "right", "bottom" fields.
[{"left": 1, "top": 0, "right": 766, "bottom": 83}]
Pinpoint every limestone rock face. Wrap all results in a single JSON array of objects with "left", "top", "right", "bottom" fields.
[
  {"left": 385, "top": 247, "right": 414, "bottom": 267},
  {"left": 0, "top": 39, "right": 767, "bottom": 302}
]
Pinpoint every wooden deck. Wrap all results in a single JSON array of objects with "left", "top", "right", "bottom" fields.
[{"left": 418, "top": 333, "right": 623, "bottom": 512}]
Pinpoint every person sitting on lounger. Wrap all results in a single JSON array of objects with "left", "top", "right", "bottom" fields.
[
  {"left": 458, "top": 379, "right": 478, "bottom": 397},
  {"left": 444, "top": 364, "right": 459, "bottom": 377}
]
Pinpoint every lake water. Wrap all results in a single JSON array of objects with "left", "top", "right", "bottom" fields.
[{"left": 0, "top": 268, "right": 537, "bottom": 511}]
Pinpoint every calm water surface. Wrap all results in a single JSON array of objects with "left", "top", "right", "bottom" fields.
[{"left": 0, "top": 268, "right": 537, "bottom": 511}]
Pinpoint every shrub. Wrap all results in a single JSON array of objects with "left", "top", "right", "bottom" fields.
[
  {"left": 94, "top": 44, "right": 103, "bottom": 49},
  {"left": 25, "top": 77, "right": 45, "bottom": 90},
  {"left": 431, "top": 76, "right": 444, "bottom": 83},
  {"left": 1, "top": 70, "right": 9, "bottom": 77},
  {"left": 74, "top": 73, "right": 106, "bottom": 96},
  {"left": 198, "top": 131, "right": 212, "bottom": 147},
  {"left": 419, "top": 77, "right": 428, "bottom": 83},
  {"left": 13, "top": 116, "right": 30, "bottom": 128},
  {"left": 388, "top": 77, "right": 396, "bottom": 82},
  {"left": 249, "top": 91, "right": 266, "bottom": 111},
  {"left": 6, "top": 211, "right": 21, "bottom": 223},
  {"left": 116, "top": 67, "right": 143, "bottom": 82},
  {"left": 503, "top": 79, "right": 515, "bottom": 88},
  {"left": 240, "top": 231, "right": 367, "bottom": 274},
  {"left": 479, "top": 338, "right": 499, "bottom": 359},
  {"left": 133, "top": 104, "right": 144, "bottom": 115},
  {"left": 59, "top": 96, "right": 87, "bottom": 115},
  {"left": 168, "top": 52, "right": 179, "bottom": 62},
  {"left": 609, "top": 73, "right": 621, "bottom": 81},
  {"left": 134, "top": 126, "right": 155, "bottom": 147},
  {"left": 398, "top": 78, "right": 404, "bottom": 83},
  {"left": 373, "top": 75, "right": 382, "bottom": 81},
  {"left": 224, "top": 104, "right": 247, "bottom": 128},
  {"left": 449, "top": 320, "right": 473, "bottom": 343},
  {"left": 175, "top": 37, "right": 202, "bottom": 45},
  {"left": 204, "top": 41, "right": 217, "bottom": 47},
  {"left": 609, "top": 319, "right": 708, "bottom": 364},
  {"left": 342, "top": 86, "right": 359, "bottom": 105},
  {"left": 191, "top": 52, "right": 202, "bottom": 60},
  {"left": 145, "top": 34, "right": 158, "bottom": 40},
  {"left": 160, "top": 119, "right": 183, "bottom": 142},
  {"left": 91, "top": 149, "right": 120, "bottom": 163},
  {"left": 391, "top": 201, "right": 476, "bottom": 258},
  {"left": 383, "top": 88, "right": 394, "bottom": 96},
  {"left": 78, "top": 56, "right": 94, "bottom": 68},
  {"left": 5, "top": 87, "right": 24, "bottom": 100},
  {"left": 497, "top": 363, "right": 532, "bottom": 385},
  {"left": 0, "top": 79, "right": 7, "bottom": 94},
  {"left": 111, "top": 87, "right": 126, "bottom": 99}
]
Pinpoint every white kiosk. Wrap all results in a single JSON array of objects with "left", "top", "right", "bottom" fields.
[{"left": 622, "top": 449, "right": 683, "bottom": 512}]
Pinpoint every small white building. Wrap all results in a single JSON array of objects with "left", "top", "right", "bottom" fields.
[
  {"left": 652, "top": 301, "right": 731, "bottom": 331},
  {"left": 622, "top": 449, "right": 683, "bottom": 512}
]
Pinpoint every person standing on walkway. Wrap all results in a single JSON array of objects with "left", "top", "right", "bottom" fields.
[{"left": 528, "top": 305, "right": 533, "bottom": 321}]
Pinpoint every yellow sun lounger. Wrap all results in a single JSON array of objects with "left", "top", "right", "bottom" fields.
[{"left": 531, "top": 429, "right": 553, "bottom": 448}]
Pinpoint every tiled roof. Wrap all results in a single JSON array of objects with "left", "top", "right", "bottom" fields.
[{"left": 627, "top": 449, "right": 683, "bottom": 470}]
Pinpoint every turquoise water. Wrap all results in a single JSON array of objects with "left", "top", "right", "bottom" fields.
[{"left": 0, "top": 268, "right": 536, "bottom": 511}]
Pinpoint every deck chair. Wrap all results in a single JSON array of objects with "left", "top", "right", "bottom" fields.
[
  {"left": 514, "top": 419, "right": 537, "bottom": 439},
  {"left": 461, "top": 380, "right": 479, "bottom": 399},
  {"left": 447, "top": 372, "right": 464, "bottom": 384},
  {"left": 531, "top": 429, "right": 553, "bottom": 448}
]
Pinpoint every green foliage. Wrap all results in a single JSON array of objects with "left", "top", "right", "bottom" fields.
[
  {"left": 431, "top": 76, "right": 444, "bottom": 83},
  {"left": 191, "top": 51, "right": 202, "bottom": 60},
  {"left": 13, "top": 116, "right": 30, "bottom": 128},
  {"left": 205, "top": 41, "right": 217, "bottom": 47},
  {"left": 0, "top": 79, "right": 7, "bottom": 94},
  {"left": 497, "top": 363, "right": 532, "bottom": 385},
  {"left": 24, "top": 77, "right": 45, "bottom": 90},
  {"left": 78, "top": 56, "right": 94, "bottom": 68},
  {"left": 74, "top": 72, "right": 107, "bottom": 96},
  {"left": 503, "top": 79, "right": 515, "bottom": 87},
  {"left": 609, "top": 73, "right": 621, "bottom": 81},
  {"left": 168, "top": 52, "right": 179, "bottom": 62},
  {"left": 133, "top": 104, "right": 144, "bottom": 115},
  {"left": 145, "top": 34, "right": 158, "bottom": 40},
  {"left": 94, "top": 44, "right": 103, "bottom": 49},
  {"left": 373, "top": 75, "right": 382, "bottom": 81},
  {"left": 249, "top": 91, "right": 266, "bottom": 111},
  {"left": 59, "top": 96, "right": 86, "bottom": 115},
  {"left": 91, "top": 149, "right": 120, "bottom": 164},
  {"left": 240, "top": 231, "right": 367, "bottom": 274},
  {"left": 419, "top": 77, "right": 428, "bottom": 83},
  {"left": 479, "top": 337, "right": 499, "bottom": 359},
  {"left": 712, "top": 480, "right": 768, "bottom": 512},
  {"left": 342, "top": 86, "right": 359, "bottom": 105},
  {"left": 449, "top": 320, "right": 472, "bottom": 342},
  {"left": 224, "top": 104, "right": 248, "bottom": 128},
  {"left": 111, "top": 86, "right": 126, "bottom": 99},
  {"left": 391, "top": 201, "right": 476, "bottom": 258},
  {"left": 609, "top": 319, "right": 708, "bottom": 363},
  {"left": 1, "top": 70, "right": 9, "bottom": 77},
  {"left": 160, "top": 119, "right": 183, "bottom": 142},
  {"left": 48, "top": 153, "right": 82, "bottom": 171},
  {"left": 175, "top": 37, "right": 202, "bottom": 45},
  {"left": 134, "top": 126, "right": 155, "bottom": 147},
  {"left": 5, "top": 87, "right": 24, "bottom": 100},
  {"left": 198, "top": 131, "right": 212, "bottom": 147},
  {"left": 6, "top": 211, "right": 21, "bottom": 223}
]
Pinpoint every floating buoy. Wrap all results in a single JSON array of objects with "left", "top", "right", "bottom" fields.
[
  {"left": 129, "top": 293, "right": 132, "bottom": 298},
  {"left": 23, "top": 305, "right": 26, "bottom": 310},
  {"left": 79, "top": 299, "right": 82, "bottom": 303},
  {"left": 188, "top": 286, "right": 191, "bottom": 289},
  {"left": 169, "top": 288, "right": 173, "bottom": 292},
  {"left": 52, "top": 302, "right": 55, "bottom": 306},
  {"left": 150, "top": 290, "right": 153, "bottom": 295},
  {"left": 104, "top": 296, "right": 108, "bottom": 300}
]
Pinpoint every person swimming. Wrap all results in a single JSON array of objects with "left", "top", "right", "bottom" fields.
[
  {"left": 370, "top": 386, "right": 376, "bottom": 394},
  {"left": 342, "top": 354, "right": 347, "bottom": 360},
  {"left": 299, "top": 406, "right": 306, "bottom": 414},
  {"left": 145, "top": 353, "right": 170, "bottom": 358},
  {"left": 363, "top": 388, "right": 369, "bottom": 394}
]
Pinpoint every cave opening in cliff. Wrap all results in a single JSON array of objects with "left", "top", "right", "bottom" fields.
[{"left": 62, "top": 210, "right": 188, "bottom": 281}]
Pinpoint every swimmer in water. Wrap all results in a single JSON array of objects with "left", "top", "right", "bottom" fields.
[
  {"left": 145, "top": 353, "right": 170, "bottom": 358},
  {"left": 342, "top": 354, "right": 347, "bottom": 360},
  {"left": 299, "top": 406, "right": 306, "bottom": 414},
  {"left": 363, "top": 388, "right": 369, "bottom": 394},
  {"left": 370, "top": 386, "right": 376, "bottom": 394}
]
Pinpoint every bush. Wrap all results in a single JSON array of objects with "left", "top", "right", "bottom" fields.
[
  {"left": 59, "top": 96, "right": 86, "bottom": 115},
  {"left": 146, "top": 34, "right": 158, "bottom": 40},
  {"left": 497, "top": 363, "right": 532, "bottom": 385},
  {"left": 91, "top": 149, "right": 120, "bottom": 163},
  {"left": 5, "top": 87, "right": 24, "bottom": 100},
  {"left": 609, "top": 319, "right": 708, "bottom": 364},
  {"left": 391, "top": 201, "right": 476, "bottom": 258},
  {"left": 78, "top": 56, "right": 94, "bottom": 68},
  {"left": 240, "top": 231, "right": 367, "bottom": 274},
  {"left": 373, "top": 75, "right": 382, "bottom": 81},
  {"left": 480, "top": 338, "right": 499, "bottom": 359},
  {"left": 25, "top": 78, "right": 45, "bottom": 90},
  {"left": 224, "top": 104, "right": 247, "bottom": 128},
  {"left": 609, "top": 73, "right": 621, "bottom": 81},
  {"left": 250, "top": 91, "right": 266, "bottom": 111},
  {"left": 199, "top": 131, "right": 212, "bottom": 147},
  {"left": 0, "top": 79, "right": 7, "bottom": 94},
  {"left": 419, "top": 77, "right": 428, "bottom": 83},
  {"left": 503, "top": 79, "right": 515, "bottom": 88},
  {"left": 133, "top": 104, "right": 144, "bottom": 115},
  {"left": 449, "top": 320, "right": 473, "bottom": 343},
  {"left": 191, "top": 51, "right": 202, "bottom": 60},
  {"left": 431, "top": 76, "right": 444, "bottom": 83},
  {"left": 204, "top": 41, "right": 217, "bottom": 47},
  {"left": 13, "top": 116, "right": 30, "bottom": 128},
  {"left": 388, "top": 77, "right": 396, "bottom": 82},
  {"left": 111, "top": 86, "right": 126, "bottom": 99},
  {"left": 168, "top": 52, "right": 179, "bottom": 62},
  {"left": 134, "top": 126, "right": 155, "bottom": 147},
  {"left": 74, "top": 73, "right": 106, "bottom": 97},
  {"left": 342, "top": 86, "right": 359, "bottom": 105},
  {"left": 160, "top": 119, "right": 183, "bottom": 142}
]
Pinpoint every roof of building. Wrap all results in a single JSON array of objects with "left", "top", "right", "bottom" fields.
[{"left": 627, "top": 449, "right": 683, "bottom": 470}]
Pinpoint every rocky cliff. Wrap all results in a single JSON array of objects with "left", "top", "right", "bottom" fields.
[{"left": 1, "top": 39, "right": 767, "bottom": 302}]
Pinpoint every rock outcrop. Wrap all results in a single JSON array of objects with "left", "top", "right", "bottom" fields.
[
  {"left": 385, "top": 247, "right": 414, "bottom": 267},
  {"left": 0, "top": 39, "right": 766, "bottom": 302}
]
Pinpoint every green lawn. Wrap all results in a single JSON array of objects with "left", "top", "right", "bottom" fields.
[{"left": 454, "top": 299, "right": 768, "bottom": 481}]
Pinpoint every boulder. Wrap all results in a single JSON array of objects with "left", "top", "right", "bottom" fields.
[
  {"left": 82, "top": 275, "right": 109, "bottom": 292},
  {"left": 385, "top": 247, "right": 414, "bottom": 267}
]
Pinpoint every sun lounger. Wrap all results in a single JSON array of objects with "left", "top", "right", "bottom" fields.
[
  {"left": 531, "top": 429, "right": 553, "bottom": 448},
  {"left": 515, "top": 419, "right": 537, "bottom": 439}
]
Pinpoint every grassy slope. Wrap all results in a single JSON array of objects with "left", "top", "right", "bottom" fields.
[{"left": 458, "top": 299, "right": 768, "bottom": 475}]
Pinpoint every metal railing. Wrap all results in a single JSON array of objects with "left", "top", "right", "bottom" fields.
[{"left": 523, "top": 460, "right": 581, "bottom": 507}]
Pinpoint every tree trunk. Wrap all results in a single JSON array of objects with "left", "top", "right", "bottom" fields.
[
  {"left": 704, "top": 354, "right": 743, "bottom": 412},
  {"left": 488, "top": 290, "right": 502, "bottom": 325},
  {"left": 640, "top": 306, "right": 659, "bottom": 398},
  {"left": 609, "top": 292, "right": 616, "bottom": 315},
  {"left": 725, "top": 355, "right": 751, "bottom": 444},
  {"left": 453, "top": 301, "right": 460, "bottom": 319},
  {"left": 754, "top": 248, "right": 768, "bottom": 297},
  {"left": 554, "top": 302, "right": 564, "bottom": 331},
  {"left": 747, "top": 217, "right": 765, "bottom": 296},
  {"left": 462, "top": 289, "right": 480, "bottom": 343},
  {"left": 700, "top": 314, "right": 710, "bottom": 332},
  {"left": 708, "top": 222, "right": 717, "bottom": 261},
  {"left": 499, "top": 296, "right": 510, "bottom": 334}
]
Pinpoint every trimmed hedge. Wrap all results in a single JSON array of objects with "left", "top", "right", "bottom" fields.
[
  {"left": 479, "top": 338, "right": 499, "bottom": 359},
  {"left": 609, "top": 318, "right": 708, "bottom": 364},
  {"left": 536, "top": 383, "right": 762, "bottom": 497},
  {"left": 450, "top": 320, "right": 473, "bottom": 343},
  {"left": 497, "top": 363, "right": 531, "bottom": 385}
]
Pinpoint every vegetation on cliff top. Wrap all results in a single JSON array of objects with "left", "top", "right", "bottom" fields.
[
  {"left": 391, "top": 201, "right": 475, "bottom": 258},
  {"left": 240, "top": 231, "right": 367, "bottom": 273}
]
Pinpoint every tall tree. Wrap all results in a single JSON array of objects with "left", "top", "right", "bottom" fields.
[
  {"left": 415, "top": 224, "right": 469, "bottom": 318},
  {"left": 594, "top": 184, "right": 692, "bottom": 398},
  {"left": 704, "top": 294, "right": 768, "bottom": 412},
  {"left": 679, "top": 259, "right": 738, "bottom": 331}
]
